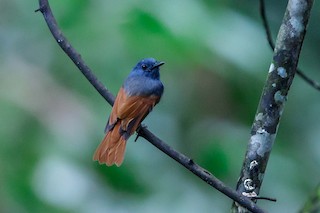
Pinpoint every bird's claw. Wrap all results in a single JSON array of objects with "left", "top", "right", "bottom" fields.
[{"left": 134, "top": 124, "right": 147, "bottom": 142}]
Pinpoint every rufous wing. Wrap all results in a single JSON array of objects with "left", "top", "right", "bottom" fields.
[{"left": 93, "top": 87, "right": 161, "bottom": 166}]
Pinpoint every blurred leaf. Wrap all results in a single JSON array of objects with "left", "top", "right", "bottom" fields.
[
  {"left": 198, "top": 141, "right": 230, "bottom": 179},
  {"left": 95, "top": 164, "right": 150, "bottom": 197}
]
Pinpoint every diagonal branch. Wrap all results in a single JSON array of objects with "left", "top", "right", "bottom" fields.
[
  {"left": 232, "top": 0, "right": 314, "bottom": 212},
  {"left": 35, "top": 2, "right": 115, "bottom": 105},
  {"left": 36, "top": 0, "right": 266, "bottom": 212},
  {"left": 259, "top": 0, "right": 320, "bottom": 91}
]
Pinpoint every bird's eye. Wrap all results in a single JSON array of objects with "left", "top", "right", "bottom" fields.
[{"left": 141, "top": 64, "right": 147, "bottom": 70}]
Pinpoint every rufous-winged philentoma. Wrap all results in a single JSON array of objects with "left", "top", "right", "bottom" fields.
[{"left": 93, "top": 58, "right": 164, "bottom": 166}]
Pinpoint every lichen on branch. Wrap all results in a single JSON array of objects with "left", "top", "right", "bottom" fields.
[{"left": 232, "top": 0, "right": 314, "bottom": 212}]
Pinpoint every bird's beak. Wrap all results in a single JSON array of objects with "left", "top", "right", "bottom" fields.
[{"left": 152, "top": 61, "right": 165, "bottom": 70}]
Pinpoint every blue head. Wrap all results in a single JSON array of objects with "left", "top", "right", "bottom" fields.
[
  {"left": 129, "top": 58, "right": 165, "bottom": 80},
  {"left": 124, "top": 58, "right": 164, "bottom": 97}
]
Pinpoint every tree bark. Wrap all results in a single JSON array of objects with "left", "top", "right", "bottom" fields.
[{"left": 232, "top": 0, "right": 314, "bottom": 212}]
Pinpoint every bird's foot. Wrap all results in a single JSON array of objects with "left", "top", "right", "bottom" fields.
[{"left": 134, "top": 124, "right": 147, "bottom": 142}]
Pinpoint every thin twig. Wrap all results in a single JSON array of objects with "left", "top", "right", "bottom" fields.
[
  {"left": 259, "top": 0, "right": 320, "bottom": 91},
  {"left": 259, "top": 0, "right": 275, "bottom": 50},
  {"left": 296, "top": 69, "right": 320, "bottom": 90},
  {"left": 36, "top": 0, "right": 267, "bottom": 212}
]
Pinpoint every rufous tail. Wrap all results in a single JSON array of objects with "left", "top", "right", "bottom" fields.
[{"left": 93, "top": 124, "right": 127, "bottom": 167}]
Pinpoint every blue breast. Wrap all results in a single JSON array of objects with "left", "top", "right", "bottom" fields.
[{"left": 123, "top": 75, "right": 164, "bottom": 97}]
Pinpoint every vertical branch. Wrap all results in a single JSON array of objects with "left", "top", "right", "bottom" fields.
[
  {"left": 259, "top": 0, "right": 320, "bottom": 91},
  {"left": 232, "top": 0, "right": 314, "bottom": 212}
]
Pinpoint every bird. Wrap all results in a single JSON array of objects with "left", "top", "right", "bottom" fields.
[{"left": 93, "top": 58, "right": 165, "bottom": 166}]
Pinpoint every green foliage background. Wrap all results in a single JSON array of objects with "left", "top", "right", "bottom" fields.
[{"left": 1, "top": 0, "right": 320, "bottom": 212}]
